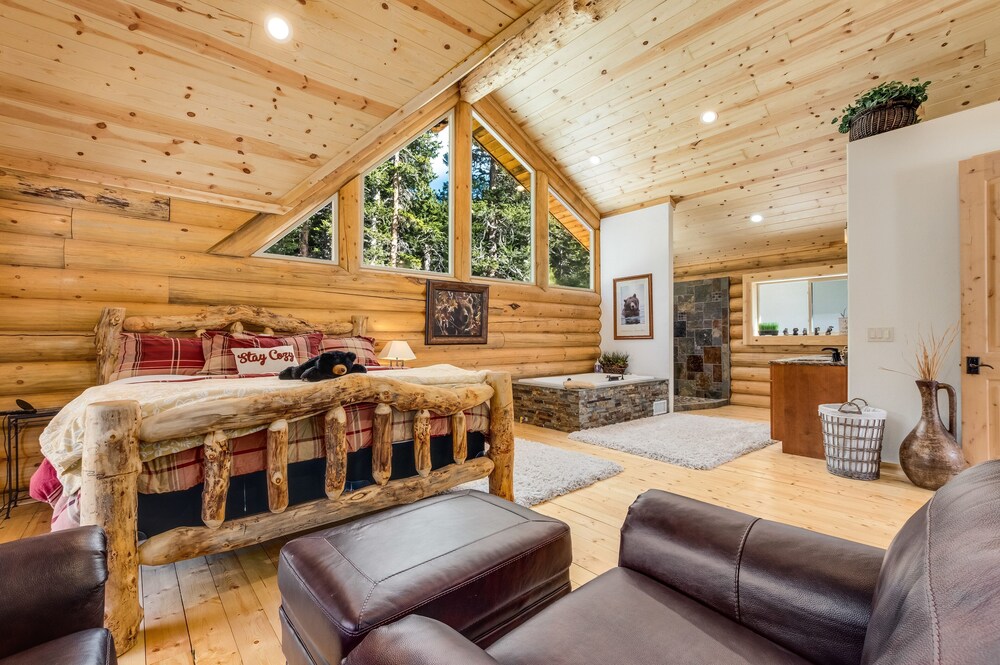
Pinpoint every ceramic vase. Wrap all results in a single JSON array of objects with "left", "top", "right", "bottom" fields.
[{"left": 898, "top": 380, "right": 967, "bottom": 490}]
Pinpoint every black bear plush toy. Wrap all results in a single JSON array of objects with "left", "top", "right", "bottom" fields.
[{"left": 279, "top": 350, "right": 368, "bottom": 382}]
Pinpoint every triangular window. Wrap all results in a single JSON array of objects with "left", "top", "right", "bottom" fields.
[
  {"left": 257, "top": 197, "right": 337, "bottom": 263},
  {"left": 548, "top": 191, "right": 593, "bottom": 289}
]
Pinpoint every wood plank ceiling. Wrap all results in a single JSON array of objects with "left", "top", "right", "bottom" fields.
[
  {"left": 0, "top": 0, "right": 540, "bottom": 212},
  {"left": 1, "top": 0, "right": 998, "bottom": 265},
  {"left": 489, "top": 0, "right": 1000, "bottom": 266}
]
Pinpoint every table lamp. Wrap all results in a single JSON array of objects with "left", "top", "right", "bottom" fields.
[{"left": 379, "top": 340, "right": 416, "bottom": 368}]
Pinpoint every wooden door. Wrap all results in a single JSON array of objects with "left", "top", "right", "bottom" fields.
[{"left": 959, "top": 150, "right": 1000, "bottom": 465}]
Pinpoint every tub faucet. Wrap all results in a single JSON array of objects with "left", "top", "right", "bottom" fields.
[{"left": 822, "top": 347, "right": 842, "bottom": 363}]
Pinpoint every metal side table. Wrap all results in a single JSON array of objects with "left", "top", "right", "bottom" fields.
[{"left": 3, "top": 407, "right": 61, "bottom": 518}]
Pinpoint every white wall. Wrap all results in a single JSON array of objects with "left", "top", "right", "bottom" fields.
[
  {"left": 847, "top": 101, "right": 1000, "bottom": 462},
  {"left": 599, "top": 203, "right": 673, "bottom": 399}
]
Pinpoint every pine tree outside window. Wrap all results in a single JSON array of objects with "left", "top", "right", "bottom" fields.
[
  {"left": 548, "top": 190, "right": 593, "bottom": 289},
  {"left": 471, "top": 115, "right": 534, "bottom": 283},
  {"left": 257, "top": 196, "right": 337, "bottom": 263},
  {"left": 362, "top": 115, "right": 452, "bottom": 274}
]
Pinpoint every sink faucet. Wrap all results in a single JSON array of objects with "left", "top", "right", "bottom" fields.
[{"left": 822, "top": 347, "right": 843, "bottom": 363}]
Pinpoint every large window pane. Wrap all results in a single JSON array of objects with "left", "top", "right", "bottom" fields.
[
  {"left": 471, "top": 118, "right": 532, "bottom": 282},
  {"left": 363, "top": 117, "right": 451, "bottom": 273},
  {"left": 261, "top": 198, "right": 336, "bottom": 262},
  {"left": 548, "top": 192, "right": 592, "bottom": 289},
  {"left": 757, "top": 280, "right": 810, "bottom": 333},
  {"left": 812, "top": 278, "right": 848, "bottom": 331}
]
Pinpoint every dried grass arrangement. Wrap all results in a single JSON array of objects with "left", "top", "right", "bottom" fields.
[
  {"left": 881, "top": 325, "right": 959, "bottom": 380},
  {"left": 907, "top": 325, "right": 959, "bottom": 381}
]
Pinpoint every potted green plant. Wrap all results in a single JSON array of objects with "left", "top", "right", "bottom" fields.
[
  {"left": 758, "top": 322, "right": 779, "bottom": 336},
  {"left": 599, "top": 351, "right": 629, "bottom": 375},
  {"left": 832, "top": 78, "right": 931, "bottom": 141}
]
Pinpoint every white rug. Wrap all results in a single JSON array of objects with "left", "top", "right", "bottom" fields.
[
  {"left": 461, "top": 438, "right": 623, "bottom": 507},
  {"left": 569, "top": 414, "right": 775, "bottom": 470}
]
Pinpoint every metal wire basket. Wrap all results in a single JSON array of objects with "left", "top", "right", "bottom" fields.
[{"left": 819, "top": 399, "right": 887, "bottom": 480}]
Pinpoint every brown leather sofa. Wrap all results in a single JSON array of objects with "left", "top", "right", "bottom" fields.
[
  {"left": 345, "top": 460, "right": 1000, "bottom": 665},
  {"left": 0, "top": 525, "right": 116, "bottom": 665}
]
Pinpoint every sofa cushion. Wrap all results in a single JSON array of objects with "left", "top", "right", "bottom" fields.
[
  {"left": 278, "top": 490, "right": 571, "bottom": 659},
  {"left": 862, "top": 460, "right": 1000, "bottom": 664},
  {"left": 487, "top": 568, "right": 809, "bottom": 665},
  {"left": 0, "top": 629, "right": 115, "bottom": 665}
]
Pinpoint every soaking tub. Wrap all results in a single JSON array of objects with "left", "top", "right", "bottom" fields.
[
  {"left": 513, "top": 373, "right": 670, "bottom": 432},
  {"left": 518, "top": 372, "right": 660, "bottom": 389}
]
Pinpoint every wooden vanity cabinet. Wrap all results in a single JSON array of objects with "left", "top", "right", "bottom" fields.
[{"left": 770, "top": 362, "right": 848, "bottom": 459}]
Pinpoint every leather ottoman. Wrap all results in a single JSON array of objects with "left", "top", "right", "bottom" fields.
[{"left": 278, "top": 490, "right": 572, "bottom": 664}]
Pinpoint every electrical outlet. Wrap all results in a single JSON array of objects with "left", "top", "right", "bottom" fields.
[{"left": 867, "top": 327, "right": 895, "bottom": 342}]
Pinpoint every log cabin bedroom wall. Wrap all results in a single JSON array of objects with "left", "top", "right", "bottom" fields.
[{"left": 0, "top": 89, "right": 602, "bottom": 492}]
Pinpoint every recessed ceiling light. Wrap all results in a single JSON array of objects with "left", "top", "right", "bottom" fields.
[
  {"left": 588, "top": 155, "right": 601, "bottom": 165},
  {"left": 750, "top": 213, "right": 764, "bottom": 223},
  {"left": 266, "top": 15, "right": 291, "bottom": 42},
  {"left": 700, "top": 110, "right": 718, "bottom": 124}
]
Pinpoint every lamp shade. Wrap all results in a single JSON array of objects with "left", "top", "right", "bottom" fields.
[{"left": 379, "top": 340, "right": 416, "bottom": 362}]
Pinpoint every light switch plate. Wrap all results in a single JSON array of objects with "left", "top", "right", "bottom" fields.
[{"left": 867, "top": 327, "right": 895, "bottom": 342}]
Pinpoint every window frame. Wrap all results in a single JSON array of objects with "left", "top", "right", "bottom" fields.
[
  {"left": 359, "top": 110, "right": 455, "bottom": 278},
  {"left": 469, "top": 111, "right": 536, "bottom": 285},
  {"left": 742, "top": 264, "right": 848, "bottom": 346},
  {"left": 253, "top": 194, "right": 339, "bottom": 265},
  {"left": 546, "top": 188, "right": 595, "bottom": 291}
]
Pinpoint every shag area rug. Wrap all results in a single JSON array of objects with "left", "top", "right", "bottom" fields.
[
  {"left": 461, "top": 438, "right": 623, "bottom": 507},
  {"left": 569, "top": 413, "right": 775, "bottom": 470}
]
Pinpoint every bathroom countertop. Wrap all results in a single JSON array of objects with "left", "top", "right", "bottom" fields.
[{"left": 769, "top": 355, "right": 846, "bottom": 367}]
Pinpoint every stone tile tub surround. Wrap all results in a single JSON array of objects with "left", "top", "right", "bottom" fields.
[
  {"left": 513, "top": 375, "right": 671, "bottom": 432},
  {"left": 674, "top": 277, "right": 730, "bottom": 401}
]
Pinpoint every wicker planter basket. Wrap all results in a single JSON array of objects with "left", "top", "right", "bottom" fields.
[
  {"left": 604, "top": 364, "right": 628, "bottom": 376},
  {"left": 848, "top": 99, "right": 920, "bottom": 141}
]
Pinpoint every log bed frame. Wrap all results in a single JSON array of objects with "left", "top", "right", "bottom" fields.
[{"left": 83, "top": 305, "right": 515, "bottom": 655}]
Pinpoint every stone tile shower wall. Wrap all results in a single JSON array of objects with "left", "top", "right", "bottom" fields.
[{"left": 674, "top": 278, "right": 730, "bottom": 399}]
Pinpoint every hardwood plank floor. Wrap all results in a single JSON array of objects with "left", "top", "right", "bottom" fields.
[{"left": 6, "top": 408, "right": 931, "bottom": 664}]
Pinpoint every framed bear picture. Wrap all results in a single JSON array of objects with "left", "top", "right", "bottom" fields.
[
  {"left": 425, "top": 280, "right": 490, "bottom": 345},
  {"left": 614, "top": 274, "right": 654, "bottom": 340}
]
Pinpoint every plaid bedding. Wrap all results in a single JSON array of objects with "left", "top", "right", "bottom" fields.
[
  {"left": 38, "top": 401, "right": 490, "bottom": 530},
  {"left": 139, "top": 401, "right": 490, "bottom": 493}
]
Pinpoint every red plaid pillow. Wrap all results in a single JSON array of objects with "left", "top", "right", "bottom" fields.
[
  {"left": 109, "top": 333, "right": 205, "bottom": 382},
  {"left": 320, "top": 336, "right": 381, "bottom": 367},
  {"left": 199, "top": 331, "right": 322, "bottom": 375}
]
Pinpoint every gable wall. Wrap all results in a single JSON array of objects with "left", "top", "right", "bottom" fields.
[{"left": 0, "top": 98, "right": 601, "bottom": 489}]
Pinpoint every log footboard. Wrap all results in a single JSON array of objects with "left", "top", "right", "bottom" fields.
[{"left": 78, "top": 370, "right": 515, "bottom": 656}]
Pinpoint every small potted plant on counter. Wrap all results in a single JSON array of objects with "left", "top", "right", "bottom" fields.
[
  {"left": 758, "top": 322, "right": 780, "bottom": 336},
  {"left": 832, "top": 78, "right": 931, "bottom": 141},
  {"left": 599, "top": 351, "right": 629, "bottom": 376}
]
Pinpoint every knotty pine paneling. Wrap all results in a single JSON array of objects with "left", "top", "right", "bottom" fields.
[{"left": 0, "top": 196, "right": 599, "bottom": 489}]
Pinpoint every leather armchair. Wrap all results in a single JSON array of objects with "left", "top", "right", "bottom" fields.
[
  {"left": 0, "top": 525, "right": 116, "bottom": 665},
  {"left": 346, "top": 460, "right": 1000, "bottom": 665}
]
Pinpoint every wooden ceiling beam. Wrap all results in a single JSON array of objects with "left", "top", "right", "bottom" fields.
[{"left": 459, "top": 0, "right": 626, "bottom": 104}]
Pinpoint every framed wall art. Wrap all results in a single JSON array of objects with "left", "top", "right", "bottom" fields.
[
  {"left": 613, "top": 273, "right": 653, "bottom": 340},
  {"left": 425, "top": 280, "right": 490, "bottom": 345}
]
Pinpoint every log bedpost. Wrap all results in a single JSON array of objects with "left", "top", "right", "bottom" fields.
[
  {"left": 267, "top": 420, "right": 289, "bottom": 513},
  {"left": 451, "top": 411, "right": 468, "bottom": 465},
  {"left": 94, "top": 307, "right": 126, "bottom": 385},
  {"left": 485, "top": 372, "right": 515, "bottom": 501},
  {"left": 352, "top": 314, "right": 369, "bottom": 336},
  {"left": 325, "top": 406, "right": 348, "bottom": 499},
  {"left": 413, "top": 409, "right": 431, "bottom": 477},
  {"left": 372, "top": 403, "right": 393, "bottom": 485},
  {"left": 201, "top": 431, "right": 232, "bottom": 529},
  {"left": 79, "top": 400, "right": 143, "bottom": 656}
]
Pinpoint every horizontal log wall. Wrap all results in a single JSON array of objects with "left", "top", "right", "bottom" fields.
[
  {"left": 0, "top": 194, "right": 600, "bottom": 489},
  {"left": 676, "top": 243, "right": 848, "bottom": 412}
]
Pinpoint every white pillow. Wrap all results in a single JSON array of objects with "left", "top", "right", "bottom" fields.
[{"left": 231, "top": 345, "right": 297, "bottom": 375}]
